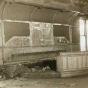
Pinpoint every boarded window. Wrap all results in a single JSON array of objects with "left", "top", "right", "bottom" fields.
[
  {"left": 4, "top": 22, "right": 30, "bottom": 42},
  {"left": 53, "top": 25, "right": 69, "bottom": 40}
]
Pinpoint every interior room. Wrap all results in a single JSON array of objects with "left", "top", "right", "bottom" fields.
[{"left": 0, "top": 0, "right": 88, "bottom": 88}]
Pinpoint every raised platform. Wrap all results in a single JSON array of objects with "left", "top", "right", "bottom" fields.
[{"left": 56, "top": 51, "right": 88, "bottom": 77}]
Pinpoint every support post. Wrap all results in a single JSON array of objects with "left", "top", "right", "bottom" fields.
[{"left": 69, "top": 25, "right": 72, "bottom": 51}]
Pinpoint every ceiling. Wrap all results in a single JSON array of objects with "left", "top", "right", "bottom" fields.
[
  {"left": 2, "top": 0, "right": 88, "bottom": 14},
  {"left": 4, "top": 0, "right": 88, "bottom": 5},
  {"left": 51, "top": 0, "right": 88, "bottom": 4}
]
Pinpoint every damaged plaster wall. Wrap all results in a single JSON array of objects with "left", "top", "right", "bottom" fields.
[{"left": 0, "top": 1, "right": 81, "bottom": 64}]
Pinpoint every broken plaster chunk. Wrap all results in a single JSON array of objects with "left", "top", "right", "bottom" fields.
[
  {"left": 46, "top": 66, "right": 50, "bottom": 70},
  {"left": 2, "top": 75, "right": 6, "bottom": 80},
  {"left": 35, "top": 66, "right": 40, "bottom": 71},
  {"left": 68, "top": 83, "right": 77, "bottom": 86},
  {"left": 0, "top": 82, "right": 5, "bottom": 88},
  {"left": 42, "top": 67, "right": 46, "bottom": 71},
  {"left": 0, "top": 75, "right": 2, "bottom": 79},
  {"left": 31, "top": 68, "right": 36, "bottom": 72},
  {"left": 60, "top": 83, "right": 65, "bottom": 85}
]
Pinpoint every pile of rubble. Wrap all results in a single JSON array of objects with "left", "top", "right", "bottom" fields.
[
  {"left": 4, "top": 64, "right": 51, "bottom": 78},
  {"left": 0, "top": 64, "right": 59, "bottom": 79},
  {"left": 20, "top": 65, "right": 60, "bottom": 79},
  {"left": 26, "top": 65, "right": 50, "bottom": 72}
]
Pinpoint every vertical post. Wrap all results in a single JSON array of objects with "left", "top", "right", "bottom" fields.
[
  {"left": 0, "top": 1, "right": 7, "bottom": 65},
  {"left": 1, "top": 21, "right": 5, "bottom": 65},
  {"left": 69, "top": 25, "right": 72, "bottom": 51},
  {"left": 0, "top": 22, "right": 3, "bottom": 65},
  {"left": 86, "top": 20, "right": 88, "bottom": 51},
  {"left": 85, "top": 20, "right": 87, "bottom": 51},
  {"left": 69, "top": 25, "right": 72, "bottom": 43}
]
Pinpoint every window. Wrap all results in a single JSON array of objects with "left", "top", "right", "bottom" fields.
[
  {"left": 79, "top": 19, "right": 86, "bottom": 51},
  {"left": 4, "top": 22, "right": 30, "bottom": 42},
  {"left": 80, "top": 36, "right": 86, "bottom": 51},
  {"left": 79, "top": 19, "right": 85, "bottom": 35},
  {"left": 86, "top": 20, "right": 88, "bottom": 50}
]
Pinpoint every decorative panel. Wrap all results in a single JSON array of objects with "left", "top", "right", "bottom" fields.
[
  {"left": 62, "top": 56, "right": 67, "bottom": 70},
  {"left": 30, "top": 22, "right": 54, "bottom": 46}
]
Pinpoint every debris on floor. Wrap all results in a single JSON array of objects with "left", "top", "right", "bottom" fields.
[
  {"left": 60, "top": 83, "right": 65, "bottom": 85},
  {"left": 20, "top": 65, "right": 60, "bottom": 79},
  {"left": 0, "top": 82, "right": 6, "bottom": 88},
  {"left": 1, "top": 64, "right": 60, "bottom": 79},
  {"left": 68, "top": 83, "right": 77, "bottom": 86}
]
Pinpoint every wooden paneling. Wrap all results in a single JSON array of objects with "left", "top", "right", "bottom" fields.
[
  {"left": 57, "top": 52, "right": 88, "bottom": 77},
  {"left": 62, "top": 56, "right": 67, "bottom": 70},
  {"left": 0, "top": 23, "right": 2, "bottom": 46},
  {"left": 0, "top": 49, "right": 3, "bottom": 65}
]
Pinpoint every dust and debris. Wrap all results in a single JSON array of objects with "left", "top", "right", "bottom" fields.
[
  {"left": 0, "top": 75, "right": 88, "bottom": 88},
  {"left": 60, "top": 83, "right": 66, "bottom": 85},
  {"left": 67, "top": 83, "right": 77, "bottom": 86},
  {"left": 0, "top": 82, "right": 6, "bottom": 88}
]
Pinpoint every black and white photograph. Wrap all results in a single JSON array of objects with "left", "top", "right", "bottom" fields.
[{"left": 0, "top": 0, "right": 88, "bottom": 88}]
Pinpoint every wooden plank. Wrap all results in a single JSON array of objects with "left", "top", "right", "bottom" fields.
[
  {"left": 83, "top": 56, "right": 86, "bottom": 68},
  {"left": 62, "top": 56, "right": 67, "bottom": 70},
  {"left": 73, "top": 56, "right": 77, "bottom": 69},
  {"left": 78, "top": 56, "right": 82, "bottom": 69}
]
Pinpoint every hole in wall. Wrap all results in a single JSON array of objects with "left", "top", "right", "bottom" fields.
[{"left": 24, "top": 60, "right": 56, "bottom": 71}]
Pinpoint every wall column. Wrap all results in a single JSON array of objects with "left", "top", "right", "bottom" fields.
[{"left": 69, "top": 25, "right": 72, "bottom": 51}]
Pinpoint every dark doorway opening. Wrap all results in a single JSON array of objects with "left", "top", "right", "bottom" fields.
[
  {"left": 24, "top": 60, "right": 56, "bottom": 71},
  {"left": 43, "top": 60, "right": 56, "bottom": 71}
]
